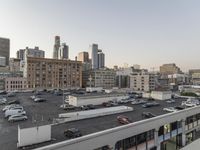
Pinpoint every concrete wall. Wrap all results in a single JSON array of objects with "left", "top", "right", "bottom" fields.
[
  {"left": 35, "top": 106, "right": 200, "bottom": 150},
  {"left": 17, "top": 125, "right": 51, "bottom": 147}
]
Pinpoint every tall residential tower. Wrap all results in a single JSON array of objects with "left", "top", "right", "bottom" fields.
[{"left": 53, "top": 36, "right": 60, "bottom": 59}]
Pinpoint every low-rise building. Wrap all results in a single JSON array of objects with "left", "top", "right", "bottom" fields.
[
  {"left": 189, "top": 69, "right": 200, "bottom": 85},
  {"left": 5, "top": 77, "right": 27, "bottom": 91},
  {"left": 68, "top": 93, "right": 129, "bottom": 107}
]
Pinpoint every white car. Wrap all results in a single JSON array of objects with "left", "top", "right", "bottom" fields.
[
  {"left": 182, "top": 101, "right": 197, "bottom": 107},
  {"left": 5, "top": 109, "right": 26, "bottom": 118},
  {"left": 163, "top": 107, "right": 178, "bottom": 112},
  {"left": 0, "top": 98, "right": 7, "bottom": 105},
  {"left": 8, "top": 114, "right": 28, "bottom": 122},
  {"left": 2, "top": 104, "right": 21, "bottom": 112},
  {"left": 34, "top": 97, "right": 46, "bottom": 102},
  {"left": 166, "top": 99, "right": 175, "bottom": 103}
]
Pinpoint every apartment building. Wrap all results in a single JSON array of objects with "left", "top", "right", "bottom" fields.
[
  {"left": 24, "top": 57, "right": 82, "bottom": 89},
  {"left": 82, "top": 68, "right": 116, "bottom": 89},
  {"left": 0, "top": 37, "right": 10, "bottom": 66},
  {"left": 130, "top": 70, "right": 156, "bottom": 92}
]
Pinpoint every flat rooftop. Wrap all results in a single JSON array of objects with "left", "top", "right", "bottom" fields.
[{"left": 0, "top": 91, "right": 188, "bottom": 150}]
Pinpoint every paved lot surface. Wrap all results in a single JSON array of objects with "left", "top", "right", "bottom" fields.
[{"left": 0, "top": 92, "right": 187, "bottom": 150}]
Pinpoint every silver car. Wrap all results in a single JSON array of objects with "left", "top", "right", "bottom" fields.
[
  {"left": 0, "top": 98, "right": 7, "bottom": 105},
  {"left": 2, "top": 104, "right": 21, "bottom": 112},
  {"left": 8, "top": 114, "right": 28, "bottom": 122}
]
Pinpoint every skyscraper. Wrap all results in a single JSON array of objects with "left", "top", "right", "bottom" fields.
[
  {"left": 53, "top": 36, "right": 60, "bottom": 59},
  {"left": 90, "top": 44, "right": 99, "bottom": 69},
  {"left": 58, "top": 43, "right": 69, "bottom": 59},
  {"left": 0, "top": 37, "right": 10, "bottom": 66},
  {"left": 90, "top": 44, "right": 105, "bottom": 69},
  {"left": 98, "top": 51, "right": 105, "bottom": 68}
]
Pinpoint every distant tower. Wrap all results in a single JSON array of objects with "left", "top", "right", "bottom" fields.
[
  {"left": 90, "top": 44, "right": 98, "bottom": 69},
  {"left": 98, "top": 51, "right": 105, "bottom": 68},
  {"left": 53, "top": 36, "right": 60, "bottom": 59},
  {"left": 58, "top": 43, "right": 69, "bottom": 59},
  {"left": 90, "top": 44, "right": 105, "bottom": 69}
]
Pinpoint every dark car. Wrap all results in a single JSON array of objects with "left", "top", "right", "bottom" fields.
[
  {"left": 174, "top": 106, "right": 185, "bottom": 110},
  {"left": 54, "top": 91, "right": 63, "bottom": 96},
  {"left": 142, "top": 102, "right": 159, "bottom": 108},
  {"left": 8, "top": 100, "right": 20, "bottom": 105},
  {"left": 80, "top": 105, "right": 89, "bottom": 110},
  {"left": 64, "top": 128, "right": 82, "bottom": 138},
  {"left": 102, "top": 102, "right": 112, "bottom": 107},
  {"left": 87, "top": 104, "right": 95, "bottom": 109},
  {"left": 117, "top": 115, "right": 131, "bottom": 124},
  {"left": 142, "top": 112, "right": 156, "bottom": 119}
]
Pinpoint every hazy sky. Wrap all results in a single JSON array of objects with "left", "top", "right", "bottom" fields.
[{"left": 0, "top": 0, "right": 200, "bottom": 71}]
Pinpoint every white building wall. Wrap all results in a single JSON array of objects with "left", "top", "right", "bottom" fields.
[
  {"left": 18, "top": 125, "right": 51, "bottom": 147},
  {"left": 69, "top": 95, "right": 129, "bottom": 107}
]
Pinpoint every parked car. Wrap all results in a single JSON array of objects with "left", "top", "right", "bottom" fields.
[
  {"left": 63, "top": 105, "right": 76, "bottom": 110},
  {"left": 80, "top": 105, "right": 89, "bottom": 110},
  {"left": 7, "top": 105, "right": 23, "bottom": 111},
  {"left": 163, "top": 107, "right": 178, "bottom": 112},
  {"left": 87, "top": 104, "right": 95, "bottom": 109},
  {"left": 35, "top": 91, "right": 42, "bottom": 95},
  {"left": 166, "top": 99, "right": 175, "bottom": 103},
  {"left": 117, "top": 115, "right": 131, "bottom": 124},
  {"left": 131, "top": 99, "right": 146, "bottom": 105},
  {"left": 5, "top": 109, "right": 26, "bottom": 118},
  {"left": 110, "top": 101, "right": 118, "bottom": 106},
  {"left": 7, "top": 92, "right": 16, "bottom": 97},
  {"left": 30, "top": 95, "right": 37, "bottom": 100},
  {"left": 0, "top": 90, "right": 7, "bottom": 95},
  {"left": 174, "top": 106, "right": 185, "bottom": 110},
  {"left": 102, "top": 102, "right": 112, "bottom": 107},
  {"left": 54, "top": 91, "right": 63, "bottom": 96},
  {"left": 142, "top": 112, "right": 156, "bottom": 119},
  {"left": 8, "top": 100, "right": 20, "bottom": 105},
  {"left": 142, "top": 102, "right": 160, "bottom": 108},
  {"left": 64, "top": 128, "right": 82, "bottom": 138},
  {"left": 8, "top": 114, "right": 28, "bottom": 122},
  {"left": 34, "top": 97, "right": 46, "bottom": 102},
  {"left": 181, "top": 101, "right": 197, "bottom": 107},
  {"left": 2, "top": 104, "right": 21, "bottom": 112},
  {"left": 0, "top": 98, "right": 7, "bottom": 105}
]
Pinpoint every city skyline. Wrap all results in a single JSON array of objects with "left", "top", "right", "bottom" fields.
[{"left": 0, "top": 0, "right": 200, "bottom": 71}]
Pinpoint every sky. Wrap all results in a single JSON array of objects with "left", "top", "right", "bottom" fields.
[{"left": 0, "top": 0, "right": 200, "bottom": 72}]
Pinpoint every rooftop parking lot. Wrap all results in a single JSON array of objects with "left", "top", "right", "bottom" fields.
[{"left": 0, "top": 91, "right": 188, "bottom": 150}]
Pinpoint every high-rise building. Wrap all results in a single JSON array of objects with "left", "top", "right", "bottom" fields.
[
  {"left": 0, "top": 37, "right": 10, "bottom": 66},
  {"left": 16, "top": 47, "right": 45, "bottom": 60},
  {"left": 58, "top": 43, "right": 69, "bottom": 59},
  {"left": 98, "top": 50, "right": 105, "bottom": 68},
  {"left": 53, "top": 36, "right": 60, "bottom": 59},
  {"left": 78, "top": 52, "right": 89, "bottom": 62},
  {"left": 90, "top": 44, "right": 105, "bottom": 69},
  {"left": 160, "top": 63, "right": 182, "bottom": 75},
  {"left": 23, "top": 57, "right": 82, "bottom": 89},
  {"left": 90, "top": 44, "right": 99, "bottom": 69}
]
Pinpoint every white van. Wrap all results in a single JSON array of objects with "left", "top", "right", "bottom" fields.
[{"left": 5, "top": 109, "right": 26, "bottom": 118}]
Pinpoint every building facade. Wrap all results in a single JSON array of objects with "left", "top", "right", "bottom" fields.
[
  {"left": 0, "top": 37, "right": 10, "bottom": 66},
  {"left": 16, "top": 47, "right": 45, "bottom": 61},
  {"left": 189, "top": 69, "right": 200, "bottom": 85},
  {"left": 24, "top": 57, "right": 82, "bottom": 89},
  {"left": 82, "top": 68, "right": 116, "bottom": 89},
  {"left": 5, "top": 77, "right": 27, "bottom": 91},
  {"left": 78, "top": 51, "right": 89, "bottom": 62},
  {"left": 160, "top": 63, "right": 182, "bottom": 75},
  {"left": 9, "top": 58, "right": 21, "bottom": 72},
  {"left": 130, "top": 71, "right": 156, "bottom": 92}
]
